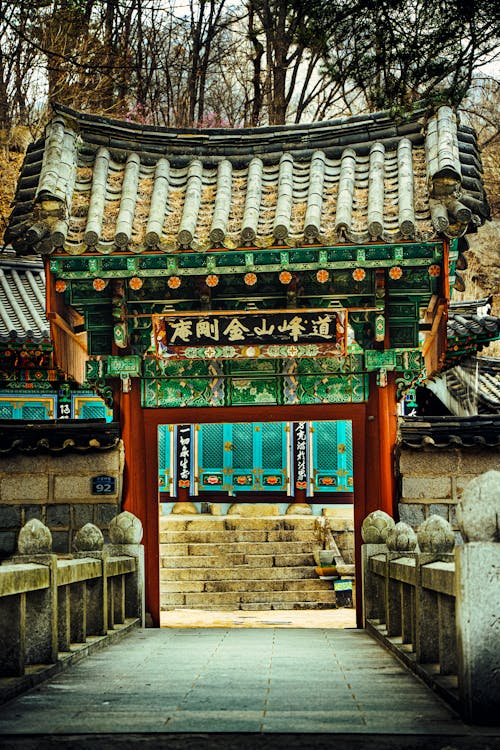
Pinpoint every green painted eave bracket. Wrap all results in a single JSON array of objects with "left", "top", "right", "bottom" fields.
[{"left": 50, "top": 241, "right": 443, "bottom": 279}]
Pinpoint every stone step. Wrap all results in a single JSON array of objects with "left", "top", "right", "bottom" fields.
[
  {"left": 161, "top": 578, "right": 335, "bottom": 594},
  {"left": 160, "top": 589, "right": 337, "bottom": 609},
  {"left": 160, "top": 566, "right": 318, "bottom": 581},
  {"left": 159, "top": 515, "right": 320, "bottom": 532},
  {"left": 160, "top": 529, "right": 321, "bottom": 544},
  {"left": 159, "top": 512, "right": 352, "bottom": 612},
  {"left": 160, "top": 553, "right": 315, "bottom": 568},
  {"left": 162, "top": 602, "right": 336, "bottom": 611},
  {"left": 160, "top": 540, "right": 320, "bottom": 556}
]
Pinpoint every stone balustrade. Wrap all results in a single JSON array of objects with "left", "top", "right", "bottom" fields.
[
  {"left": 361, "top": 470, "right": 500, "bottom": 725},
  {"left": 0, "top": 511, "right": 144, "bottom": 701}
]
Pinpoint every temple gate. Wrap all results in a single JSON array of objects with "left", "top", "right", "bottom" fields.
[{"left": 6, "top": 103, "right": 489, "bottom": 624}]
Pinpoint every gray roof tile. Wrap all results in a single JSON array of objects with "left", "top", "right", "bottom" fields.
[
  {"left": 6, "top": 104, "right": 489, "bottom": 257},
  {"left": 0, "top": 255, "right": 50, "bottom": 343}
]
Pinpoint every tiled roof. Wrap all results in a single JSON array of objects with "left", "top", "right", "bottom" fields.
[
  {"left": 399, "top": 415, "right": 500, "bottom": 448},
  {"left": 447, "top": 312, "right": 500, "bottom": 340},
  {"left": 445, "top": 297, "right": 500, "bottom": 362},
  {"left": 6, "top": 103, "right": 489, "bottom": 256},
  {"left": 0, "top": 253, "right": 50, "bottom": 343},
  {"left": 0, "top": 419, "right": 120, "bottom": 453},
  {"left": 427, "top": 356, "right": 500, "bottom": 415}
]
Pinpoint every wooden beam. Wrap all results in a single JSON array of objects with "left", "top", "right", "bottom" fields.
[{"left": 47, "top": 311, "right": 88, "bottom": 352}]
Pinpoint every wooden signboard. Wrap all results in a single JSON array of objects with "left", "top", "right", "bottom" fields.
[{"left": 153, "top": 309, "right": 346, "bottom": 359}]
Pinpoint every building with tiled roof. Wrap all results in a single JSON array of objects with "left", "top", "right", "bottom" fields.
[
  {"left": 0, "top": 251, "right": 111, "bottom": 421},
  {"left": 4, "top": 102, "right": 497, "bottom": 623}
]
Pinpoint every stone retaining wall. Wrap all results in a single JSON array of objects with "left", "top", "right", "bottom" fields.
[
  {"left": 397, "top": 446, "right": 499, "bottom": 534},
  {"left": 0, "top": 444, "right": 124, "bottom": 557}
]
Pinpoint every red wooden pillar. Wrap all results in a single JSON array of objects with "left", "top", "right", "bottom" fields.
[{"left": 119, "top": 380, "right": 160, "bottom": 625}]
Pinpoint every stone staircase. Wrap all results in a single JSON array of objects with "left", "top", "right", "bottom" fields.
[{"left": 159, "top": 514, "right": 349, "bottom": 611}]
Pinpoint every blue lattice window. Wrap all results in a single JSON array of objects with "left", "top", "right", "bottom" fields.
[
  {"left": 0, "top": 396, "right": 54, "bottom": 420},
  {"left": 197, "top": 422, "right": 289, "bottom": 494},
  {"left": 311, "top": 421, "right": 353, "bottom": 493}
]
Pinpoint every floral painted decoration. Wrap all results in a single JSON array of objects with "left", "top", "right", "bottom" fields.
[
  {"left": 279, "top": 270, "right": 292, "bottom": 285},
  {"left": 93, "top": 278, "right": 106, "bottom": 292},
  {"left": 263, "top": 475, "right": 280, "bottom": 486},
  {"left": 389, "top": 266, "right": 403, "bottom": 280},
  {"left": 352, "top": 268, "right": 366, "bottom": 282},
  {"left": 206, "top": 274, "right": 219, "bottom": 288},
  {"left": 244, "top": 272, "right": 257, "bottom": 286},
  {"left": 55, "top": 280, "right": 67, "bottom": 293},
  {"left": 428, "top": 264, "right": 441, "bottom": 277},
  {"left": 129, "top": 276, "right": 143, "bottom": 290},
  {"left": 316, "top": 269, "right": 329, "bottom": 284},
  {"left": 167, "top": 276, "right": 181, "bottom": 289}
]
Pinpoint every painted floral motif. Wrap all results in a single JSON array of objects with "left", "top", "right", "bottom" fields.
[
  {"left": 55, "top": 280, "right": 67, "bottom": 293},
  {"left": 235, "top": 475, "right": 253, "bottom": 485},
  {"left": 93, "top": 278, "right": 106, "bottom": 291},
  {"left": 178, "top": 479, "right": 190, "bottom": 488},
  {"left": 244, "top": 272, "right": 257, "bottom": 286},
  {"left": 296, "top": 481, "right": 307, "bottom": 490},
  {"left": 428, "top": 264, "right": 441, "bottom": 277},
  {"left": 279, "top": 270, "right": 292, "bottom": 284},
  {"left": 316, "top": 269, "right": 329, "bottom": 283},
  {"left": 318, "top": 475, "right": 336, "bottom": 486},
  {"left": 389, "top": 266, "right": 403, "bottom": 280},
  {"left": 352, "top": 268, "right": 366, "bottom": 282},
  {"left": 167, "top": 276, "right": 181, "bottom": 289},
  {"left": 206, "top": 274, "right": 219, "bottom": 288},
  {"left": 263, "top": 475, "right": 281, "bottom": 486},
  {"left": 205, "top": 474, "right": 223, "bottom": 485},
  {"left": 129, "top": 276, "right": 143, "bottom": 290}
]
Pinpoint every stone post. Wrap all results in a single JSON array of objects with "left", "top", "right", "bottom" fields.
[
  {"left": 416, "top": 515, "right": 456, "bottom": 671},
  {"left": 360, "top": 511, "right": 395, "bottom": 626},
  {"left": 12, "top": 519, "right": 58, "bottom": 667},
  {"left": 105, "top": 511, "right": 145, "bottom": 627},
  {"left": 455, "top": 471, "right": 500, "bottom": 724},
  {"left": 386, "top": 522, "right": 417, "bottom": 638},
  {"left": 73, "top": 523, "right": 107, "bottom": 636}
]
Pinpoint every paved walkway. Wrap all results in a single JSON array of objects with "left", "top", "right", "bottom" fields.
[{"left": 1, "top": 627, "right": 499, "bottom": 749}]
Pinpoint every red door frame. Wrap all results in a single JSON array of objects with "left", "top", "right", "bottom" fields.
[{"left": 119, "top": 375, "right": 397, "bottom": 627}]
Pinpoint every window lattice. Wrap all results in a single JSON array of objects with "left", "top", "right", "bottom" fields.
[
  {"left": 0, "top": 404, "right": 13, "bottom": 419},
  {"left": 315, "top": 422, "right": 338, "bottom": 470},
  {"left": 201, "top": 423, "right": 224, "bottom": 467},
  {"left": 262, "top": 423, "right": 282, "bottom": 468},
  {"left": 22, "top": 405, "right": 47, "bottom": 420},
  {"left": 80, "top": 403, "right": 106, "bottom": 419},
  {"left": 232, "top": 423, "right": 254, "bottom": 468}
]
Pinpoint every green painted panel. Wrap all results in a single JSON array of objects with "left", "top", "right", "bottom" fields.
[
  {"left": 290, "top": 374, "right": 368, "bottom": 404},
  {"left": 228, "top": 360, "right": 277, "bottom": 374},
  {"left": 230, "top": 378, "right": 279, "bottom": 406},
  {"left": 142, "top": 377, "right": 224, "bottom": 408},
  {"left": 390, "top": 325, "right": 418, "bottom": 348},
  {"left": 88, "top": 332, "right": 113, "bottom": 355}
]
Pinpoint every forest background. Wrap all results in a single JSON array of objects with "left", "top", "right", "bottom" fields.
[{"left": 0, "top": 0, "right": 499, "bottom": 328}]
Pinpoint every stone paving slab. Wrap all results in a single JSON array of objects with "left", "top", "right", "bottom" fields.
[{"left": 0, "top": 628, "right": 499, "bottom": 749}]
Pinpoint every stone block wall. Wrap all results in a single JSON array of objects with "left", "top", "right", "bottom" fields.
[
  {"left": 0, "top": 444, "right": 124, "bottom": 557},
  {"left": 397, "top": 447, "right": 500, "bottom": 535}
]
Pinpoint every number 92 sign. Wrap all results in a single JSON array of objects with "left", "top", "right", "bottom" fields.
[{"left": 92, "top": 475, "right": 116, "bottom": 495}]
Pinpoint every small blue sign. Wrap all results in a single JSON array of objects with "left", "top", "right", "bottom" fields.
[{"left": 92, "top": 475, "right": 116, "bottom": 495}]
